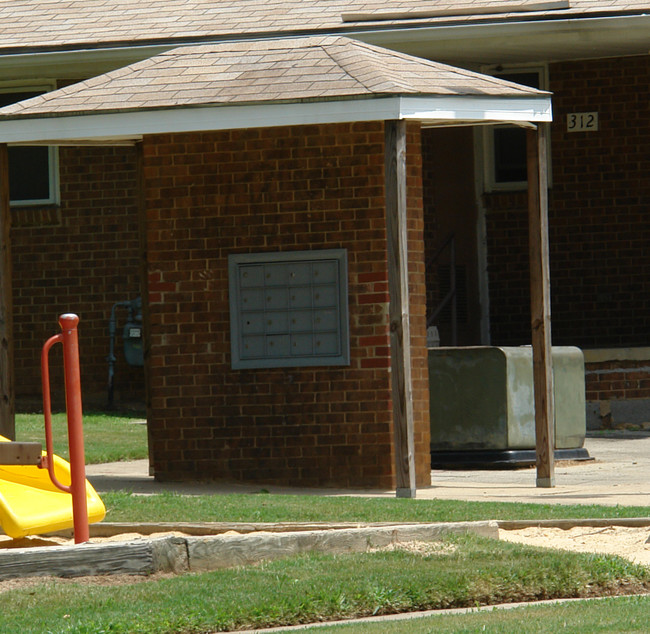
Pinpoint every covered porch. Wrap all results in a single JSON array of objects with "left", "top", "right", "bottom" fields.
[{"left": 0, "top": 36, "right": 554, "bottom": 494}]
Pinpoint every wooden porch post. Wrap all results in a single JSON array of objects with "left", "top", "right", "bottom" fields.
[
  {"left": 527, "top": 124, "right": 555, "bottom": 487},
  {"left": 135, "top": 141, "right": 154, "bottom": 476},
  {"left": 385, "top": 120, "right": 416, "bottom": 498},
  {"left": 0, "top": 143, "right": 15, "bottom": 439}
]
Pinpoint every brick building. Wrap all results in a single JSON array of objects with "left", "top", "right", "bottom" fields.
[
  {"left": 0, "top": 35, "right": 551, "bottom": 490},
  {"left": 0, "top": 2, "right": 648, "bottom": 489}
]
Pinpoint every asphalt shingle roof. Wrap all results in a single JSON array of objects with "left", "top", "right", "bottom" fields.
[
  {"left": 0, "top": 36, "right": 547, "bottom": 118},
  {"left": 0, "top": 1, "right": 647, "bottom": 52}
]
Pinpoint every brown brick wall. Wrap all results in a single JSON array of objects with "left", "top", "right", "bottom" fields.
[
  {"left": 12, "top": 146, "right": 144, "bottom": 410},
  {"left": 143, "top": 122, "right": 430, "bottom": 487},
  {"left": 485, "top": 55, "right": 650, "bottom": 349},
  {"left": 585, "top": 361, "right": 650, "bottom": 403}
]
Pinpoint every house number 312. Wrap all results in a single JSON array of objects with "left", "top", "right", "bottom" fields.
[{"left": 567, "top": 112, "right": 598, "bottom": 132}]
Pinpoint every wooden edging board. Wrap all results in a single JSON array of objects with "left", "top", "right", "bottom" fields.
[
  {"left": 0, "top": 521, "right": 498, "bottom": 581},
  {"left": 1, "top": 519, "right": 648, "bottom": 582}
]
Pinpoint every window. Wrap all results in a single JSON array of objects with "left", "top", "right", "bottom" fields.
[
  {"left": 483, "top": 68, "right": 546, "bottom": 190},
  {"left": 0, "top": 88, "right": 58, "bottom": 205}
]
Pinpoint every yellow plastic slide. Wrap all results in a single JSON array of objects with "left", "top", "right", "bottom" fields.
[{"left": 0, "top": 435, "right": 105, "bottom": 539}]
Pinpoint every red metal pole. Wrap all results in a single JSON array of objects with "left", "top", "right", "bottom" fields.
[
  {"left": 41, "top": 332, "right": 65, "bottom": 486},
  {"left": 58, "top": 314, "right": 89, "bottom": 544}
]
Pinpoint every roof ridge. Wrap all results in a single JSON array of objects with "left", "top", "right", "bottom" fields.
[
  {"left": 311, "top": 36, "right": 379, "bottom": 94},
  {"left": 325, "top": 39, "right": 426, "bottom": 94},
  {"left": 327, "top": 37, "right": 547, "bottom": 95}
]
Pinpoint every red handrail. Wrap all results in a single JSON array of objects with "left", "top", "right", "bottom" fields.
[{"left": 41, "top": 314, "right": 89, "bottom": 544}]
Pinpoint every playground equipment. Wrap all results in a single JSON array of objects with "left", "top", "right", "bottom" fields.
[{"left": 0, "top": 314, "right": 105, "bottom": 543}]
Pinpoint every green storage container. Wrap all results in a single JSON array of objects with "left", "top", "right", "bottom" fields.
[{"left": 428, "top": 346, "right": 586, "bottom": 452}]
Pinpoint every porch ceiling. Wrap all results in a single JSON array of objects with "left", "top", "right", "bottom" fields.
[{"left": 0, "top": 36, "right": 551, "bottom": 145}]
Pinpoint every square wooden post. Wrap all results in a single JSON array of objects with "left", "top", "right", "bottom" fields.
[
  {"left": 527, "top": 124, "right": 555, "bottom": 488},
  {"left": 385, "top": 120, "right": 416, "bottom": 498},
  {"left": 0, "top": 143, "right": 15, "bottom": 439},
  {"left": 135, "top": 141, "right": 154, "bottom": 476}
]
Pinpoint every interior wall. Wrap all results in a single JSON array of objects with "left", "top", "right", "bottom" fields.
[{"left": 422, "top": 127, "right": 482, "bottom": 346}]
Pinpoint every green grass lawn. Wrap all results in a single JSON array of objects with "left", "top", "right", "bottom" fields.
[
  {"left": 101, "top": 489, "right": 650, "bottom": 524},
  {"left": 0, "top": 535, "right": 648, "bottom": 633},
  {"left": 14, "top": 411, "right": 148, "bottom": 464},
  {"left": 284, "top": 595, "right": 650, "bottom": 633},
  {"left": 4, "top": 411, "right": 650, "bottom": 633}
]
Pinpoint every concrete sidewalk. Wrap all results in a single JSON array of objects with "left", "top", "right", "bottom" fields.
[{"left": 85, "top": 433, "right": 650, "bottom": 507}]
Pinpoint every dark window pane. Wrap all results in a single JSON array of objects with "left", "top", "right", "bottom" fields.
[
  {"left": 0, "top": 90, "right": 52, "bottom": 203},
  {"left": 8, "top": 146, "right": 50, "bottom": 201},
  {"left": 494, "top": 127, "right": 527, "bottom": 183},
  {"left": 491, "top": 71, "right": 541, "bottom": 184},
  {"left": 494, "top": 72, "right": 540, "bottom": 90}
]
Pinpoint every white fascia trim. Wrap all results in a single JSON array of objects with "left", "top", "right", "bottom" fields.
[
  {"left": 0, "top": 98, "right": 401, "bottom": 143},
  {"left": 400, "top": 95, "right": 552, "bottom": 124},
  {"left": 0, "top": 95, "right": 552, "bottom": 144}
]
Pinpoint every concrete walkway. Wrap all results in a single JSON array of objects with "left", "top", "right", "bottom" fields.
[{"left": 85, "top": 433, "right": 650, "bottom": 507}]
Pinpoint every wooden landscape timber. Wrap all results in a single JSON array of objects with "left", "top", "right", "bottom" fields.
[{"left": 0, "top": 521, "right": 498, "bottom": 581}]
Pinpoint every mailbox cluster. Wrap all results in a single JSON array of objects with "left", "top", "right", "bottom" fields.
[{"left": 229, "top": 250, "right": 349, "bottom": 369}]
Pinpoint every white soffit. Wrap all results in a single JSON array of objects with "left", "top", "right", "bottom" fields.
[
  {"left": 356, "top": 15, "right": 650, "bottom": 65},
  {"left": 0, "top": 95, "right": 551, "bottom": 145}
]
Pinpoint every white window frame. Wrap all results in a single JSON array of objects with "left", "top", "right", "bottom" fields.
[
  {"left": 481, "top": 65, "right": 550, "bottom": 192},
  {"left": 0, "top": 82, "right": 59, "bottom": 206}
]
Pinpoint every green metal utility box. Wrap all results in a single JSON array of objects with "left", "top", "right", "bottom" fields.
[{"left": 428, "top": 346, "right": 586, "bottom": 459}]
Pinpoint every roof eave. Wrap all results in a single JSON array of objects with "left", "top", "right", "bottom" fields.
[
  {"left": 355, "top": 14, "right": 650, "bottom": 65},
  {"left": 0, "top": 12, "right": 648, "bottom": 74},
  {"left": 0, "top": 94, "right": 552, "bottom": 146}
]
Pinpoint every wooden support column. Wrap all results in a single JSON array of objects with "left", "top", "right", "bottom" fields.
[
  {"left": 384, "top": 120, "right": 416, "bottom": 498},
  {"left": 527, "top": 124, "right": 555, "bottom": 488},
  {"left": 0, "top": 144, "right": 14, "bottom": 440},
  {"left": 135, "top": 141, "right": 154, "bottom": 476}
]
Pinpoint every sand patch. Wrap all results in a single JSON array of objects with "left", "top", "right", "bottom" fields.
[{"left": 500, "top": 525, "right": 650, "bottom": 566}]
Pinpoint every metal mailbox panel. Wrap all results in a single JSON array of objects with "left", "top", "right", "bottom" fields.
[
  {"left": 229, "top": 249, "right": 349, "bottom": 369},
  {"left": 264, "top": 263, "right": 289, "bottom": 286},
  {"left": 290, "top": 333, "right": 313, "bottom": 356},
  {"left": 289, "top": 286, "right": 312, "bottom": 309},
  {"left": 290, "top": 310, "right": 313, "bottom": 333},
  {"left": 313, "top": 261, "right": 338, "bottom": 284},
  {"left": 314, "top": 309, "right": 337, "bottom": 331},
  {"left": 289, "top": 266, "right": 311, "bottom": 286},
  {"left": 265, "top": 288, "right": 288, "bottom": 310},
  {"left": 241, "top": 312, "right": 265, "bottom": 335},
  {"left": 241, "top": 289, "right": 265, "bottom": 311},
  {"left": 239, "top": 265, "right": 264, "bottom": 288},
  {"left": 266, "top": 334, "right": 290, "bottom": 357},
  {"left": 312, "top": 284, "right": 337, "bottom": 308},
  {"left": 241, "top": 335, "right": 265, "bottom": 359},
  {"left": 314, "top": 333, "right": 339, "bottom": 355},
  {"left": 264, "top": 311, "right": 289, "bottom": 334}
]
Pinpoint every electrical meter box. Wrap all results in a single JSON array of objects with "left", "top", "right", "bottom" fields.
[{"left": 123, "top": 321, "right": 144, "bottom": 367}]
